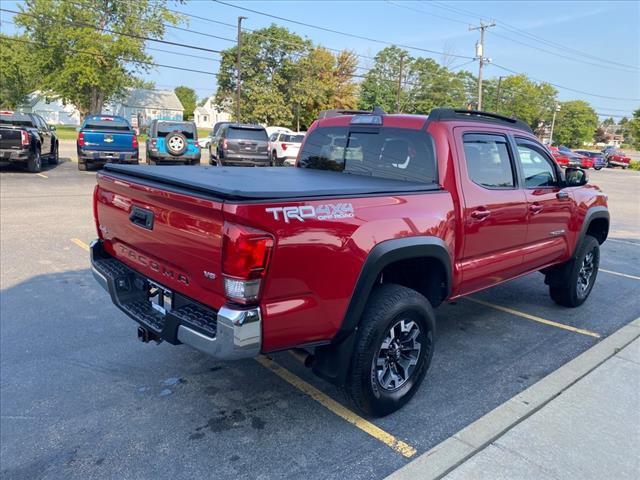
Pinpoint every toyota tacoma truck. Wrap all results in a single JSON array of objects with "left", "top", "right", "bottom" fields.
[
  {"left": 77, "top": 114, "right": 138, "bottom": 170},
  {"left": 90, "top": 108, "right": 609, "bottom": 416}
]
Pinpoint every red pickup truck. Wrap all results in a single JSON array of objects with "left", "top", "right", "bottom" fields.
[{"left": 90, "top": 109, "right": 609, "bottom": 416}]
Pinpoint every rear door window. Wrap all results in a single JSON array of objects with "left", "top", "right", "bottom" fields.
[
  {"left": 298, "top": 127, "right": 437, "bottom": 183},
  {"left": 462, "top": 133, "right": 515, "bottom": 189},
  {"left": 227, "top": 127, "right": 268, "bottom": 141},
  {"left": 84, "top": 117, "right": 131, "bottom": 131},
  {"left": 285, "top": 134, "right": 305, "bottom": 143},
  {"left": 156, "top": 122, "right": 195, "bottom": 139}
]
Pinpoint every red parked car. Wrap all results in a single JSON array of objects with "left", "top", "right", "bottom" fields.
[
  {"left": 90, "top": 108, "right": 609, "bottom": 416},
  {"left": 605, "top": 149, "right": 631, "bottom": 169},
  {"left": 548, "top": 146, "right": 578, "bottom": 168}
]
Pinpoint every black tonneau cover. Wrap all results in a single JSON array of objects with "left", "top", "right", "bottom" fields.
[{"left": 103, "top": 164, "right": 438, "bottom": 200}]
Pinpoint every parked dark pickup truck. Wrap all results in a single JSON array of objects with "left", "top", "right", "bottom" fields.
[
  {"left": 0, "top": 111, "right": 59, "bottom": 172},
  {"left": 90, "top": 108, "right": 609, "bottom": 416},
  {"left": 77, "top": 115, "right": 138, "bottom": 171}
]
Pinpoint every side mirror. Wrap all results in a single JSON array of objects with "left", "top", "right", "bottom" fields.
[
  {"left": 565, "top": 167, "right": 588, "bottom": 187},
  {"left": 50, "top": 125, "right": 56, "bottom": 131},
  {"left": 75, "top": 127, "right": 81, "bottom": 132}
]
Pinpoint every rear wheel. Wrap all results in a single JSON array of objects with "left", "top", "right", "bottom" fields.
[
  {"left": 27, "top": 147, "right": 42, "bottom": 173},
  {"left": 549, "top": 235, "right": 599, "bottom": 308},
  {"left": 344, "top": 283, "right": 435, "bottom": 417},
  {"left": 48, "top": 143, "right": 59, "bottom": 165}
]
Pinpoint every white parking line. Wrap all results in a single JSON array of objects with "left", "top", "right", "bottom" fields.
[{"left": 600, "top": 269, "right": 640, "bottom": 281}]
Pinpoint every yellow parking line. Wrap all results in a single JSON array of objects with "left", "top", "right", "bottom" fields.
[
  {"left": 69, "top": 237, "right": 415, "bottom": 457},
  {"left": 256, "top": 355, "right": 417, "bottom": 458},
  {"left": 467, "top": 298, "right": 601, "bottom": 338},
  {"left": 36, "top": 173, "right": 48, "bottom": 179},
  {"left": 600, "top": 269, "right": 640, "bottom": 281},
  {"left": 71, "top": 238, "right": 90, "bottom": 252}
]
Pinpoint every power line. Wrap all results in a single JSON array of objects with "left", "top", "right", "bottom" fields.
[
  {"left": 429, "top": 1, "right": 638, "bottom": 70},
  {"left": 146, "top": 46, "right": 221, "bottom": 63},
  {"left": 212, "top": 0, "right": 475, "bottom": 60},
  {"left": 491, "top": 63, "right": 640, "bottom": 101},
  {"left": 1, "top": 35, "right": 216, "bottom": 76},
  {"left": 0, "top": 7, "right": 223, "bottom": 54}
]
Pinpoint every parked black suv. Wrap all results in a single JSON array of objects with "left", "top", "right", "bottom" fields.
[
  {"left": 0, "top": 111, "right": 59, "bottom": 173},
  {"left": 146, "top": 120, "right": 201, "bottom": 165},
  {"left": 209, "top": 123, "right": 269, "bottom": 166}
]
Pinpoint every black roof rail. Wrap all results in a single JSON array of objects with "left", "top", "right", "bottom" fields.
[
  {"left": 317, "top": 106, "right": 387, "bottom": 119},
  {"left": 428, "top": 108, "right": 533, "bottom": 133}
]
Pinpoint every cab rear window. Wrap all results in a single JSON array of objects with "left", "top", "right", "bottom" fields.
[
  {"left": 83, "top": 117, "right": 131, "bottom": 131},
  {"left": 0, "top": 114, "right": 34, "bottom": 127},
  {"left": 227, "top": 127, "right": 268, "bottom": 141},
  {"left": 298, "top": 127, "right": 437, "bottom": 183}
]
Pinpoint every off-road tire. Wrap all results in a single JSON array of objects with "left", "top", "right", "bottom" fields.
[
  {"left": 344, "top": 283, "right": 435, "bottom": 417},
  {"left": 27, "top": 147, "right": 42, "bottom": 173},
  {"left": 549, "top": 235, "right": 600, "bottom": 308},
  {"left": 166, "top": 132, "right": 188, "bottom": 156}
]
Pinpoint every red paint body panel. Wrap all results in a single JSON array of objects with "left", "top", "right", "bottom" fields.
[{"left": 93, "top": 113, "right": 609, "bottom": 354}]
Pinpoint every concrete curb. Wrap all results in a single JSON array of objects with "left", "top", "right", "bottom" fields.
[{"left": 386, "top": 317, "right": 640, "bottom": 480}]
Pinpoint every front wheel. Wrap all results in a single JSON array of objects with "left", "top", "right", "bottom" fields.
[
  {"left": 344, "top": 283, "right": 435, "bottom": 417},
  {"left": 549, "top": 235, "right": 600, "bottom": 307},
  {"left": 594, "top": 166, "right": 603, "bottom": 171}
]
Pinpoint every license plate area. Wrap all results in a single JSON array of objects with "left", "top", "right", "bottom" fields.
[{"left": 147, "top": 280, "right": 173, "bottom": 315}]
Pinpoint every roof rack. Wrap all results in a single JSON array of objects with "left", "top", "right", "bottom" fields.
[
  {"left": 317, "top": 106, "right": 386, "bottom": 119},
  {"left": 428, "top": 108, "right": 532, "bottom": 133}
]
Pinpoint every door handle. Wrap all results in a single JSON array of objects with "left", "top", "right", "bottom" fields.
[
  {"left": 470, "top": 209, "right": 491, "bottom": 220},
  {"left": 529, "top": 204, "right": 543, "bottom": 214},
  {"left": 556, "top": 191, "right": 569, "bottom": 200}
]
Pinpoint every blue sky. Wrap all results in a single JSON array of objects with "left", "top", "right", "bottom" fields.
[{"left": 2, "top": 0, "right": 638, "bottom": 119}]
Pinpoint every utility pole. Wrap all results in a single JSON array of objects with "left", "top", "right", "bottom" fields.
[
  {"left": 549, "top": 103, "right": 561, "bottom": 145},
  {"left": 396, "top": 53, "right": 405, "bottom": 113},
  {"left": 469, "top": 21, "right": 495, "bottom": 111},
  {"left": 236, "top": 15, "right": 247, "bottom": 122},
  {"left": 495, "top": 76, "right": 503, "bottom": 113}
]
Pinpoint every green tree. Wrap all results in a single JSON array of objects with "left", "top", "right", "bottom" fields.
[
  {"left": 602, "top": 117, "right": 615, "bottom": 127},
  {"left": 553, "top": 100, "right": 598, "bottom": 148},
  {"left": 215, "top": 25, "right": 357, "bottom": 128},
  {"left": 15, "top": 0, "right": 181, "bottom": 117},
  {"left": 174, "top": 86, "right": 196, "bottom": 120},
  {"left": 358, "top": 46, "right": 411, "bottom": 113},
  {"left": 594, "top": 127, "right": 607, "bottom": 144},
  {"left": 482, "top": 74, "right": 558, "bottom": 129},
  {"left": 628, "top": 109, "right": 640, "bottom": 149},
  {"left": 0, "top": 34, "right": 38, "bottom": 108}
]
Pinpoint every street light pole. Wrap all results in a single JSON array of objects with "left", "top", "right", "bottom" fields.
[
  {"left": 470, "top": 21, "right": 495, "bottom": 111},
  {"left": 236, "top": 15, "right": 247, "bottom": 123},
  {"left": 549, "top": 103, "right": 561, "bottom": 145},
  {"left": 396, "top": 53, "right": 405, "bottom": 113}
]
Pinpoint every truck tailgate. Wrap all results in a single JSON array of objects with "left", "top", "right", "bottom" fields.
[
  {"left": 95, "top": 172, "right": 226, "bottom": 309},
  {"left": 0, "top": 127, "right": 22, "bottom": 150},
  {"left": 83, "top": 130, "right": 134, "bottom": 151}
]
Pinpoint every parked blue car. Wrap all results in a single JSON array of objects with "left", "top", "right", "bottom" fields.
[
  {"left": 145, "top": 119, "right": 201, "bottom": 165},
  {"left": 77, "top": 115, "right": 138, "bottom": 171},
  {"left": 574, "top": 150, "right": 606, "bottom": 170}
]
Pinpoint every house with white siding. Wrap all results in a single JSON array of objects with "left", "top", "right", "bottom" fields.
[
  {"left": 19, "top": 91, "right": 81, "bottom": 125},
  {"left": 194, "top": 96, "right": 231, "bottom": 129},
  {"left": 112, "top": 89, "right": 184, "bottom": 128}
]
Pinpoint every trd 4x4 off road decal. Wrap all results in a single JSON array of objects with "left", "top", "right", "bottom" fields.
[{"left": 266, "top": 203, "right": 355, "bottom": 223}]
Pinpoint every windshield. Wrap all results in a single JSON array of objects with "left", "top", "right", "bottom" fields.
[
  {"left": 284, "top": 134, "right": 305, "bottom": 143},
  {"left": 84, "top": 117, "right": 131, "bottom": 131},
  {"left": 227, "top": 127, "right": 268, "bottom": 141},
  {"left": 0, "top": 114, "right": 34, "bottom": 127},
  {"left": 156, "top": 122, "right": 195, "bottom": 139},
  {"left": 298, "top": 126, "right": 437, "bottom": 183}
]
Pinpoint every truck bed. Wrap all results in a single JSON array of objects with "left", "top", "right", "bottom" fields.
[{"left": 103, "top": 164, "right": 439, "bottom": 200}]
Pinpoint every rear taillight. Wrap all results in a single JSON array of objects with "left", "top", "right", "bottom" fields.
[
  {"left": 20, "top": 130, "right": 29, "bottom": 146},
  {"left": 281, "top": 143, "right": 287, "bottom": 151},
  {"left": 77, "top": 132, "right": 85, "bottom": 147},
  {"left": 132, "top": 135, "right": 138, "bottom": 149},
  {"left": 222, "top": 222, "right": 274, "bottom": 304}
]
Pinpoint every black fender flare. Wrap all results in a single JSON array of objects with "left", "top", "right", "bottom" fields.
[
  {"left": 576, "top": 206, "right": 609, "bottom": 249},
  {"left": 312, "top": 236, "right": 452, "bottom": 385}
]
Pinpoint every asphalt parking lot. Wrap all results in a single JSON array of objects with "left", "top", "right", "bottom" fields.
[{"left": 1, "top": 151, "right": 639, "bottom": 479}]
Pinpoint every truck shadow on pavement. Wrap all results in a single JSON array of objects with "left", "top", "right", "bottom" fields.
[
  {"left": 0, "top": 157, "right": 70, "bottom": 174},
  {"left": 1, "top": 256, "right": 639, "bottom": 480}
]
